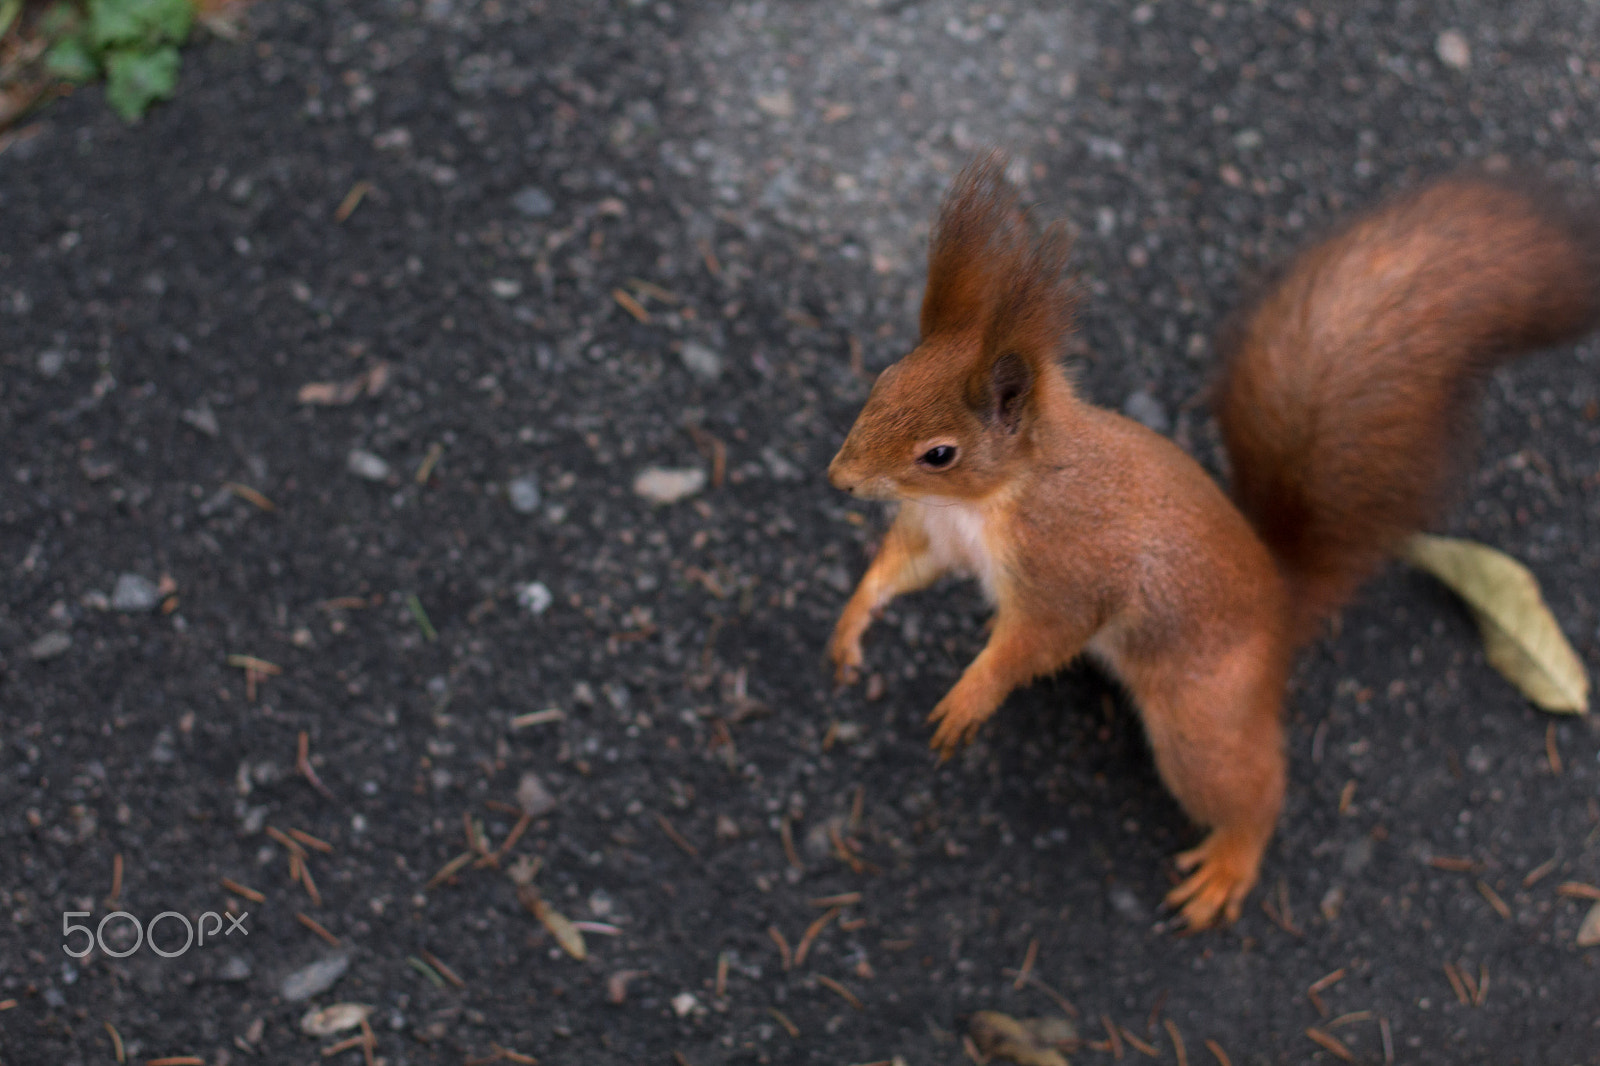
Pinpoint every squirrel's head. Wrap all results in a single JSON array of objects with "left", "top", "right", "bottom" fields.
[{"left": 828, "top": 154, "right": 1078, "bottom": 503}]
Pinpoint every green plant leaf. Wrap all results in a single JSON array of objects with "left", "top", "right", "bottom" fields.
[
  {"left": 45, "top": 36, "right": 100, "bottom": 82},
  {"left": 138, "top": 0, "right": 194, "bottom": 43},
  {"left": 1402, "top": 533, "right": 1590, "bottom": 713},
  {"left": 103, "top": 43, "right": 180, "bottom": 120},
  {"left": 87, "top": 0, "right": 141, "bottom": 48},
  {"left": 88, "top": 0, "right": 193, "bottom": 50}
]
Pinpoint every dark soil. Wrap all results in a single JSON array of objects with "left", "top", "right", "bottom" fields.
[{"left": 3, "top": 2, "right": 1599, "bottom": 1064}]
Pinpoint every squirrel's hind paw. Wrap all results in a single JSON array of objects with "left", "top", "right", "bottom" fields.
[{"left": 1164, "top": 829, "right": 1266, "bottom": 931}]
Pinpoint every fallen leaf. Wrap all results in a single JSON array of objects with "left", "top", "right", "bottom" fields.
[
  {"left": 299, "top": 1003, "right": 371, "bottom": 1036},
  {"left": 534, "top": 898, "right": 587, "bottom": 960},
  {"left": 968, "top": 1010, "right": 1077, "bottom": 1066},
  {"left": 1578, "top": 901, "right": 1600, "bottom": 948},
  {"left": 1402, "top": 534, "right": 1589, "bottom": 713}
]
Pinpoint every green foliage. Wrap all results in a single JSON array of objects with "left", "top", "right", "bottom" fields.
[
  {"left": 44, "top": 34, "right": 98, "bottom": 82},
  {"left": 89, "top": 0, "right": 193, "bottom": 51},
  {"left": 103, "top": 40, "right": 180, "bottom": 119},
  {"left": 40, "top": 0, "right": 195, "bottom": 120}
]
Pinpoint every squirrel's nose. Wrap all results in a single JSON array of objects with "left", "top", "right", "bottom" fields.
[{"left": 827, "top": 453, "right": 856, "bottom": 492}]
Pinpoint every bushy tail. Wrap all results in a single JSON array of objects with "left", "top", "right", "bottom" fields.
[{"left": 1215, "top": 173, "right": 1600, "bottom": 640}]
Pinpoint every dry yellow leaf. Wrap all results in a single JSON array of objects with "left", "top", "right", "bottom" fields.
[
  {"left": 1402, "top": 534, "right": 1590, "bottom": 714},
  {"left": 534, "top": 898, "right": 587, "bottom": 960},
  {"left": 968, "top": 1010, "right": 1076, "bottom": 1066},
  {"left": 1578, "top": 901, "right": 1600, "bottom": 948}
]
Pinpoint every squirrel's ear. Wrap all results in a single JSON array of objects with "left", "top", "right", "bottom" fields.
[
  {"left": 920, "top": 153, "right": 1030, "bottom": 339},
  {"left": 966, "top": 350, "right": 1035, "bottom": 433}
]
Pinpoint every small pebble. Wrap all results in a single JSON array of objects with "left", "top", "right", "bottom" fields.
[
  {"left": 761, "top": 446, "right": 803, "bottom": 481},
  {"left": 517, "top": 771, "right": 558, "bottom": 818},
  {"left": 215, "top": 956, "right": 253, "bottom": 982},
  {"left": 517, "top": 581, "right": 553, "bottom": 615},
  {"left": 1341, "top": 836, "right": 1373, "bottom": 876},
  {"left": 1108, "top": 885, "right": 1143, "bottom": 919},
  {"left": 1320, "top": 886, "right": 1345, "bottom": 923},
  {"left": 148, "top": 727, "right": 177, "bottom": 764},
  {"left": 754, "top": 89, "right": 794, "bottom": 118},
  {"left": 490, "top": 278, "right": 522, "bottom": 299},
  {"left": 679, "top": 341, "right": 723, "bottom": 382},
  {"left": 603, "top": 681, "right": 630, "bottom": 712},
  {"left": 280, "top": 954, "right": 351, "bottom": 1002},
  {"left": 181, "top": 402, "right": 219, "bottom": 437},
  {"left": 512, "top": 186, "right": 555, "bottom": 217},
  {"left": 36, "top": 350, "right": 65, "bottom": 377},
  {"left": 1436, "top": 29, "right": 1471, "bottom": 71},
  {"left": 112, "top": 573, "right": 162, "bottom": 612},
  {"left": 633, "top": 466, "right": 706, "bottom": 504},
  {"left": 507, "top": 475, "right": 542, "bottom": 514},
  {"left": 347, "top": 449, "right": 391, "bottom": 482},
  {"left": 28, "top": 631, "right": 72, "bottom": 661},
  {"left": 199, "top": 485, "right": 236, "bottom": 517}
]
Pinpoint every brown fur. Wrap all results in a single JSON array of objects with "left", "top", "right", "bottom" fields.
[{"left": 827, "top": 157, "right": 1599, "bottom": 929}]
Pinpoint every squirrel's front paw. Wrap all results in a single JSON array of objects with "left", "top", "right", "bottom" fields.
[
  {"left": 827, "top": 630, "right": 865, "bottom": 686},
  {"left": 926, "top": 695, "right": 984, "bottom": 758}
]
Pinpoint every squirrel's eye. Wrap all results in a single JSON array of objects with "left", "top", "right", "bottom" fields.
[{"left": 919, "top": 445, "right": 957, "bottom": 469}]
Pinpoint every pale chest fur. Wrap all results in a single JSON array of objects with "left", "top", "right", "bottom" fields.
[{"left": 905, "top": 497, "right": 1008, "bottom": 603}]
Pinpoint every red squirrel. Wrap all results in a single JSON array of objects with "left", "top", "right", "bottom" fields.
[{"left": 825, "top": 154, "right": 1598, "bottom": 929}]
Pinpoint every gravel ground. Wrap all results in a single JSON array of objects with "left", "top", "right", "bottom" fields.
[{"left": 3, "top": 1, "right": 1599, "bottom": 1063}]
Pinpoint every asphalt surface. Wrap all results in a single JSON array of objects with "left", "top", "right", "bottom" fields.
[{"left": 3, "top": 1, "right": 1600, "bottom": 1063}]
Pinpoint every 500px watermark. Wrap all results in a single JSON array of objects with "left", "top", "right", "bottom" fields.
[{"left": 62, "top": 910, "right": 248, "bottom": 958}]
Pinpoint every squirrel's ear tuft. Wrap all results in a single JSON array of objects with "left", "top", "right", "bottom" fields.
[
  {"left": 920, "top": 152, "right": 1033, "bottom": 340},
  {"left": 921, "top": 153, "right": 1078, "bottom": 368},
  {"left": 984, "top": 219, "right": 1077, "bottom": 369}
]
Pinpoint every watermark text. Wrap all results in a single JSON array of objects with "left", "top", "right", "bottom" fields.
[{"left": 62, "top": 910, "right": 248, "bottom": 958}]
